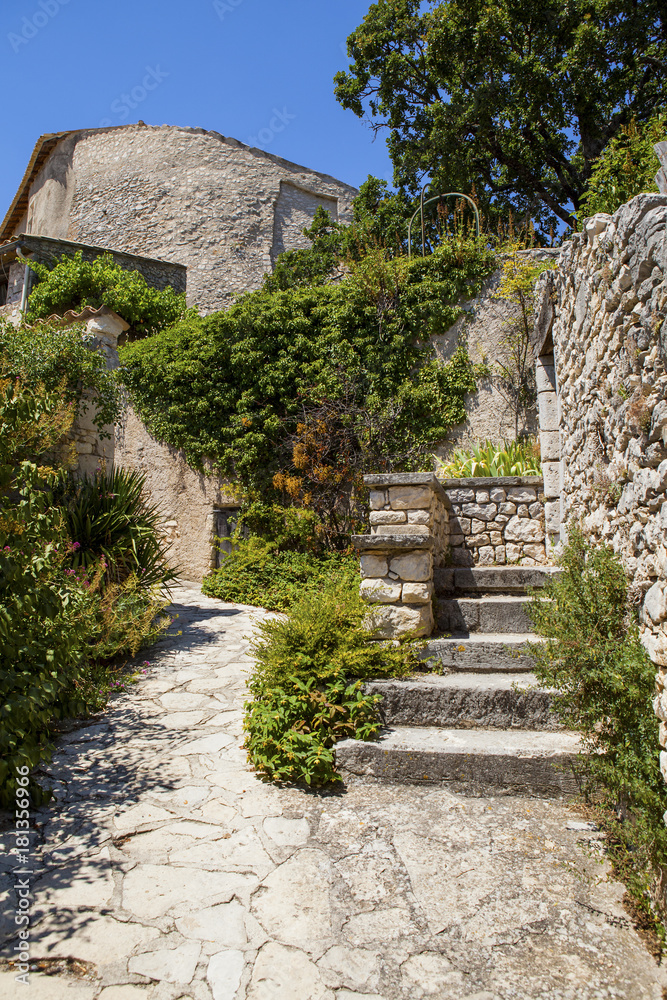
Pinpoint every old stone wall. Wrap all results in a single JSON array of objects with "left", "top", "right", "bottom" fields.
[
  {"left": 114, "top": 407, "right": 238, "bottom": 582},
  {"left": 16, "top": 234, "right": 187, "bottom": 294},
  {"left": 432, "top": 250, "right": 558, "bottom": 456},
  {"left": 534, "top": 193, "right": 667, "bottom": 791},
  {"left": 17, "top": 124, "right": 356, "bottom": 313},
  {"left": 442, "top": 476, "right": 546, "bottom": 566}
]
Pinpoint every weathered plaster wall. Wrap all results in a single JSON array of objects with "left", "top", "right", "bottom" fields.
[
  {"left": 432, "top": 250, "right": 558, "bottom": 457},
  {"left": 114, "top": 406, "right": 238, "bottom": 582},
  {"left": 534, "top": 194, "right": 667, "bottom": 790},
  {"left": 22, "top": 124, "right": 357, "bottom": 313}
]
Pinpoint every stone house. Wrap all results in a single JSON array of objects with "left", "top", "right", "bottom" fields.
[{"left": 0, "top": 122, "right": 547, "bottom": 578}]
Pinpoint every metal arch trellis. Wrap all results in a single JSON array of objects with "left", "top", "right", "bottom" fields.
[{"left": 407, "top": 185, "right": 480, "bottom": 259}]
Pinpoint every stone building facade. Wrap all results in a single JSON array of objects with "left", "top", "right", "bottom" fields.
[{"left": 0, "top": 124, "right": 357, "bottom": 313}]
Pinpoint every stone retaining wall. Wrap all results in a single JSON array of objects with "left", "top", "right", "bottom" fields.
[
  {"left": 353, "top": 474, "right": 450, "bottom": 638},
  {"left": 533, "top": 192, "right": 667, "bottom": 807},
  {"left": 441, "top": 477, "right": 546, "bottom": 566}
]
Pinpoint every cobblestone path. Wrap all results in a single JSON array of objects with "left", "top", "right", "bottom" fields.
[{"left": 1, "top": 584, "right": 666, "bottom": 1000}]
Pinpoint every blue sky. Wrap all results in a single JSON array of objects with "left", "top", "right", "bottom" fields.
[{"left": 0, "top": 0, "right": 394, "bottom": 219}]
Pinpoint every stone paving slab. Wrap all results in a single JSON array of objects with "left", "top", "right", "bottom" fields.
[{"left": 1, "top": 584, "right": 666, "bottom": 999}]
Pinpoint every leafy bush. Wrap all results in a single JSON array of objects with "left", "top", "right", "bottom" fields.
[
  {"left": 0, "top": 320, "right": 122, "bottom": 432},
  {"left": 579, "top": 113, "right": 667, "bottom": 221},
  {"left": 0, "top": 377, "right": 172, "bottom": 805},
  {"left": 202, "top": 536, "right": 357, "bottom": 611},
  {"left": 436, "top": 438, "right": 541, "bottom": 478},
  {"left": 120, "top": 234, "right": 496, "bottom": 490},
  {"left": 529, "top": 526, "right": 667, "bottom": 928},
  {"left": 244, "top": 574, "right": 420, "bottom": 785},
  {"left": 26, "top": 251, "right": 186, "bottom": 336},
  {"left": 56, "top": 468, "right": 178, "bottom": 589}
]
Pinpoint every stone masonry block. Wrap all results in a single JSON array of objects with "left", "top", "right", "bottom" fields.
[
  {"left": 370, "top": 491, "right": 387, "bottom": 510},
  {"left": 462, "top": 503, "right": 497, "bottom": 521},
  {"left": 506, "top": 543, "right": 523, "bottom": 562},
  {"left": 369, "top": 602, "right": 433, "bottom": 639},
  {"left": 540, "top": 430, "right": 561, "bottom": 462},
  {"left": 538, "top": 391, "right": 559, "bottom": 431},
  {"left": 389, "top": 552, "right": 431, "bottom": 582},
  {"left": 542, "top": 462, "right": 561, "bottom": 498},
  {"left": 369, "top": 511, "right": 407, "bottom": 525},
  {"left": 466, "top": 533, "right": 491, "bottom": 547},
  {"left": 504, "top": 516, "right": 544, "bottom": 543},
  {"left": 402, "top": 581, "right": 434, "bottom": 604},
  {"left": 407, "top": 509, "right": 430, "bottom": 525},
  {"left": 360, "top": 578, "right": 402, "bottom": 604},
  {"left": 499, "top": 502, "right": 517, "bottom": 516},
  {"left": 544, "top": 501, "right": 561, "bottom": 533},
  {"left": 360, "top": 555, "right": 388, "bottom": 579},
  {"left": 445, "top": 488, "right": 475, "bottom": 503},
  {"left": 373, "top": 525, "right": 429, "bottom": 536},
  {"left": 490, "top": 488, "right": 506, "bottom": 503},
  {"left": 389, "top": 486, "right": 433, "bottom": 510},
  {"left": 477, "top": 546, "right": 495, "bottom": 565},
  {"left": 506, "top": 487, "right": 537, "bottom": 502},
  {"left": 536, "top": 357, "right": 556, "bottom": 393}
]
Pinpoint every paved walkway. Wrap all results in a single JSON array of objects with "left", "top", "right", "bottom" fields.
[{"left": 1, "top": 584, "right": 666, "bottom": 1000}]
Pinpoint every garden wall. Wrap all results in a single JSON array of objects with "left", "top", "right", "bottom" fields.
[
  {"left": 533, "top": 193, "right": 667, "bottom": 794},
  {"left": 442, "top": 476, "right": 546, "bottom": 566}
]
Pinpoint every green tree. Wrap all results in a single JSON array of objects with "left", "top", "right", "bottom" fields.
[
  {"left": 578, "top": 112, "right": 667, "bottom": 221},
  {"left": 334, "top": 0, "right": 667, "bottom": 233}
]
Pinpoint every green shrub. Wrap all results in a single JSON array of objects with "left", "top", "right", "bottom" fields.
[
  {"left": 244, "top": 677, "right": 381, "bottom": 785},
  {"left": 579, "top": 113, "right": 667, "bottom": 221},
  {"left": 56, "top": 468, "right": 178, "bottom": 590},
  {"left": 120, "top": 234, "right": 495, "bottom": 489},
  {"left": 0, "top": 378, "right": 171, "bottom": 805},
  {"left": 529, "top": 526, "right": 667, "bottom": 929},
  {"left": 436, "top": 438, "right": 542, "bottom": 478},
  {"left": 202, "top": 537, "right": 356, "bottom": 612},
  {"left": 0, "top": 462, "right": 92, "bottom": 803},
  {"left": 0, "top": 320, "right": 122, "bottom": 433},
  {"left": 25, "top": 251, "right": 186, "bottom": 336},
  {"left": 243, "top": 574, "right": 420, "bottom": 786}
]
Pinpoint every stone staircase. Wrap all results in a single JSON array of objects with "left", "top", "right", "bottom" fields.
[{"left": 337, "top": 565, "right": 582, "bottom": 797}]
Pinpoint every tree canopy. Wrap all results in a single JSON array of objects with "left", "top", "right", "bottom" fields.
[{"left": 334, "top": 0, "right": 667, "bottom": 233}]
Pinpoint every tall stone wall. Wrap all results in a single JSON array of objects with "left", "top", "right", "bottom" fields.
[
  {"left": 15, "top": 124, "right": 357, "bottom": 313},
  {"left": 432, "top": 250, "right": 557, "bottom": 457},
  {"left": 534, "top": 193, "right": 667, "bottom": 791}
]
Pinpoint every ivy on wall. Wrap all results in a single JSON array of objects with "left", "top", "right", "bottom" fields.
[{"left": 120, "top": 234, "right": 496, "bottom": 489}]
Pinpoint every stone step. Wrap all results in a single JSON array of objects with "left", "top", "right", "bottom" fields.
[
  {"left": 423, "top": 633, "right": 538, "bottom": 672},
  {"left": 435, "top": 565, "right": 559, "bottom": 596},
  {"left": 336, "top": 726, "right": 581, "bottom": 797},
  {"left": 365, "top": 673, "right": 559, "bottom": 730},
  {"left": 437, "top": 595, "right": 533, "bottom": 634}
]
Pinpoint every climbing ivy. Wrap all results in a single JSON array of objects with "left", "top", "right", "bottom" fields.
[
  {"left": 120, "top": 233, "right": 496, "bottom": 490},
  {"left": 25, "top": 251, "right": 186, "bottom": 336}
]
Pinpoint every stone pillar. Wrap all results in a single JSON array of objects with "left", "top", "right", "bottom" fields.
[
  {"left": 536, "top": 353, "right": 562, "bottom": 553},
  {"left": 352, "top": 473, "right": 450, "bottom": 639},
  {"left": 70, "top": 307, "right": 129, "bottom": 477}
]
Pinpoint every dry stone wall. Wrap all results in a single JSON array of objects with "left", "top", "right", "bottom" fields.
[
  {"left": 443, "top": 477, "right": 546, "bottom": 566},
  {"left": 534, "top": 192, "right": 667, "bottom": 796}
]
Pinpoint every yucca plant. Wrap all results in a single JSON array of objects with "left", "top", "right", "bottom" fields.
[
  {"left": 436, "top": 438, "right": 541, "bottom": 479},
  {"left": 56, "top": 468, "right": 178, "bottom": 590}
]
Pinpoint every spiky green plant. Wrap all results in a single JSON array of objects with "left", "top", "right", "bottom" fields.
[
  {"left": 56, "top": 468, "right": 178, "bottom": 590},
  {"left": 436, "top": 438, "right": 541, "bottom": 479}
]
